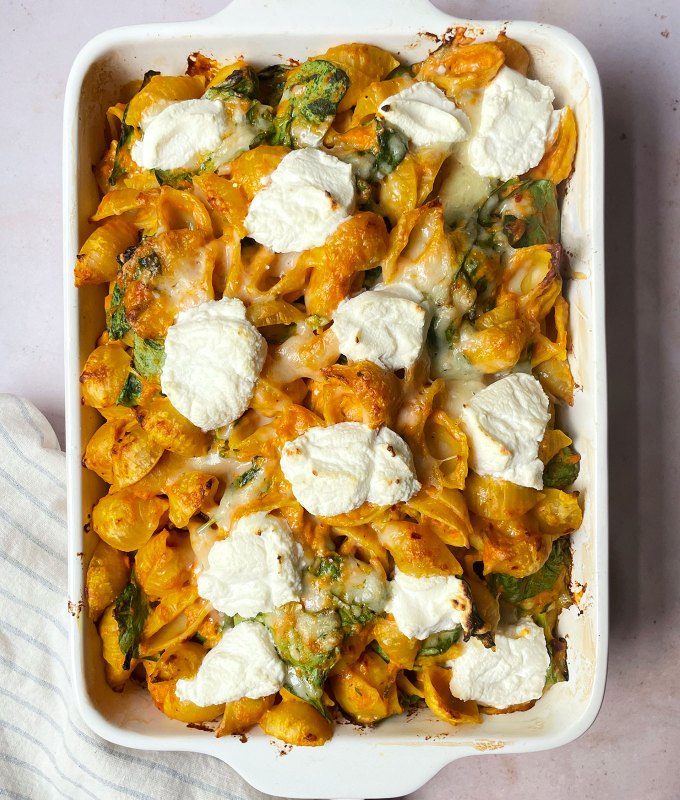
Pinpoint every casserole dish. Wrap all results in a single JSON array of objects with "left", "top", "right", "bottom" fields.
[{"left": 64, "top": 0, "right": 607, "bottom": 796}]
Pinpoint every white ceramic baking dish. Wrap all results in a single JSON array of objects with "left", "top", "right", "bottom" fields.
[{"left": 63, "top": 1, "right": 607, "bottom": 796}]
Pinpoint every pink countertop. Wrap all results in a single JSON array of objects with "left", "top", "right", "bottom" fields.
[{"left": 2, "top": 0, "right": 679, "bottom": 797}]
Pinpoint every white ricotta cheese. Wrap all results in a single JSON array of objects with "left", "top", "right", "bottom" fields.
[
  {"left": 331, "top": 283, "right": 429, "bottom": 371},
  {"left": 175, "top": 621, "right": 285, "bottom": 706},
  {"left": 161, "top": 298, "right": 266, "bottom": 432},
  {"left": 131, "top": 98, "right": 228, "bottom": 171},
  {"left": 468, "top": 66, "right": 559, "bottom": 180},
  {"left": 448, "top": 618, "right": 550, "bottom": 709},
  {"left": 379, "top": 81, "right": 470, "bottom": 148},
  {"left": 280, "top": 422, "right": 420, "bottom": 517},
  {"left": 244, "top": 148, "right": 355, "bottom": 253},
  {"left": 197, "top": 512, "right": 304, "bottom": 617},
  {"left": 461, "top": 373, "right": 550, "bottom": 489},
  {"left": 385, "top": 568, "right": 473, "bottom": 640}
]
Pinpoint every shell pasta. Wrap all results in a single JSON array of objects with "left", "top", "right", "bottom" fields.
[{"left": 77, "top": 32, "right": 582, "bottom": 747}]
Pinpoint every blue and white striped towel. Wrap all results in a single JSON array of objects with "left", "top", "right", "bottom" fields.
[{"left": 0, "top": 395, "right": 286, "bottom": 800}]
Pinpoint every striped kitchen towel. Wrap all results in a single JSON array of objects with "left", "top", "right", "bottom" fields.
[{"left": 0, "top": 394, "right": 286, "bottom": 800}]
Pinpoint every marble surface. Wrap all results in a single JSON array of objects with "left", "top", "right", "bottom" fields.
[{"left": 3, "top": 0, "right": 679, "bottom": 797}]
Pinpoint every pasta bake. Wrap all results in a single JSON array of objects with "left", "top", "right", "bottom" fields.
[{"left": 75, "top": 31, "right": 582, "bottom": 747}]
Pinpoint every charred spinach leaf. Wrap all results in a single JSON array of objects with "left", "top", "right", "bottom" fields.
[
  {"left": 133, "top": 335, "right": 165, "bottom": 379},
  {"left": 204, "top": 66, "right": 259, "bottom": 100},
  {"left": 141, "top": 69, "right": 160, "bottom": 88},
  {"left": 488, "top": 539, "right": 571, "bottom": 606},
  {"left": 113, "top": 574, "right": 149, "bottom": 670},
  {"left": 363, "top": 266, "right": 383, "bottom": 289},
  {"left": 272, "top": 60, "right": 349, "bottom": 148},
  {"left": 117, "top": 373, "right": 143, "bottom": 407},
  {"left": 135, "top": 251, "right": 162, "bottom": 279},
  {"left": 257, "top": 64, "right": 292, "bottom": 107},
  {"left": 154, "top": 168, "right": 193, "bottom": 188},
  {"left": 543, "top": 445, "right": 581, "bottom": 489}
]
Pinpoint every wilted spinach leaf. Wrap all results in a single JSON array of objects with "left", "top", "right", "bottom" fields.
[
  {"left": 258, "top": 64, "right": 292, "bottom": 107},
  {"left": 311, "top": 555, "right": 343, "bottom": 582},
  {"left": 107, "top": 283, "right": 129, "bottom": 341},
  {"left": 478, "top": 177, "right": 560, "bottom": 246},
  {"left": 544, "top": 636, "right": 568, "bottom": 688},
  {"left": 117, "top": 373, "right": 143, "bottom": 407},
  {"left": 370, "top": 641, "right": 390, "bottom": 663},
  {"left": 543, "top": 445, "right": 581, "bottom": 489},
  {"left": 109, "top": 118, "right": 133, "bottom": 186},
  {"left": 204, "top": 66, "right": 259, "bottom": 100},
  {"left": 231, "top": 459, "right": 262, "bottom": 489},
  {"left": 114, "top": 575, "right": 149, "bottom": 670},
  {"left": 135, "top": 251, "right": 162, "bottom": 279},
  {"left": 372, "top": 121, "right": 408, "bottom": 180},
  {"left": 335, "top": 599, "right": 375, "bottom": 628},
  {"left": 488, "top": 539, "right": 571, "bottom": 605},
  {"left": 284, "top": 664, "right": 331, "bottom": 720},
  {"left": 133, "top": 335, "right": 165, "bottom": 379},
  {"left": 516, "top": 180, "right": 560, "bottom": 246},
  {"left": 272, "top": 60, "right": 349, "bottom": 148},
  {"left": 141, "top": 69, "right": 160, "bottom": 88},
  {"left": 154, "top": 168, "right": 193, "bottom": 188},
  {"left": 417, "top": 627, "right": 461, "bottom": 658}
]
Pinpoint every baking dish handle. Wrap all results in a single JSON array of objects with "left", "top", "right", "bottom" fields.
[{"left": 203, "top": 0, "right": 454, "bottom": 34}]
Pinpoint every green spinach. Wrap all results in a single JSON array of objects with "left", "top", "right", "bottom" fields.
[
  {"left": 153, "top": 168, "right": 194, "bottom": 188},
  {"left": 133, "top": 335, "right": 165, "bottom": 380},
  {"left": 372, "top": 121, "right": 408, "bottom": 180},
  {"left": 204, "top": 67, "right": 259, "bottom": 100},
  {"left": 107, "top": 283, "right": 130, "bottom": 341},
  {"left": 417, "top": 627, "right": 461, "bottom": 658},
  {"left": 135, "top": 251, "right": 162, "bottom": 279},
  {"left": 257, "top": 64, "right": 292, "bottom": 107},
  {"left": 284, "top": 664, "right": 331, "bottom": 720},
  {"left": 272, "top": 60, "right": 349, "bottom": 148},
  {"left": 113, "top": 574, "right": 149, "bottom": 670},
  {"left": 488, "top": 539, "right": 571, "bottom": 606},
  {"left": 311, "top": 555, "right": 343, "bottom": 582},
  {"left": 117, "top": 373, "right": 143, "bottom": 407},
  {"left": 543, "top": 445, "right": 581, "bottom": 489},
  {"left": 231, "top": 459, "right": 262, "bottom": 489},
  {"left": 478, "top": 177, "right": 560, "bottom": 246}
]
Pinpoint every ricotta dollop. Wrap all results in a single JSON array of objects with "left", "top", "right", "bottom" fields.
[
  {"left": 131, "top": 98, "right": 228, "bottom": 171},
  {"left": 245, "top": 148, "right": 355, "bottom": 253},
  {"left": 331, "top": 283, "right": 429, "bottom": 371},
  {"left": 468, "top": 67, "right": 559, "bottom": 180},
  {"left": 161, "top": 298, "right": 266, "bottom": 432},
  {"left": 448, "top": 618, "right": 550, "bottom": 709},
  {"left": 175, "top": 621, "right": 285, "bottom": 706},
  {"left": 379, "top": 81, "right": 470, "bottom": 148},
  {"left": 197, "top": 512, "right": 304, "bottom": 617},
  {"left": 280, "top": 422, "right": 420, "bottom": 516},
  {"left": 461, "top": 373, "right": 550, "bottom": 489},
  {"left": 385, "top": 568, "right": 474, "bottom": 640}
]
